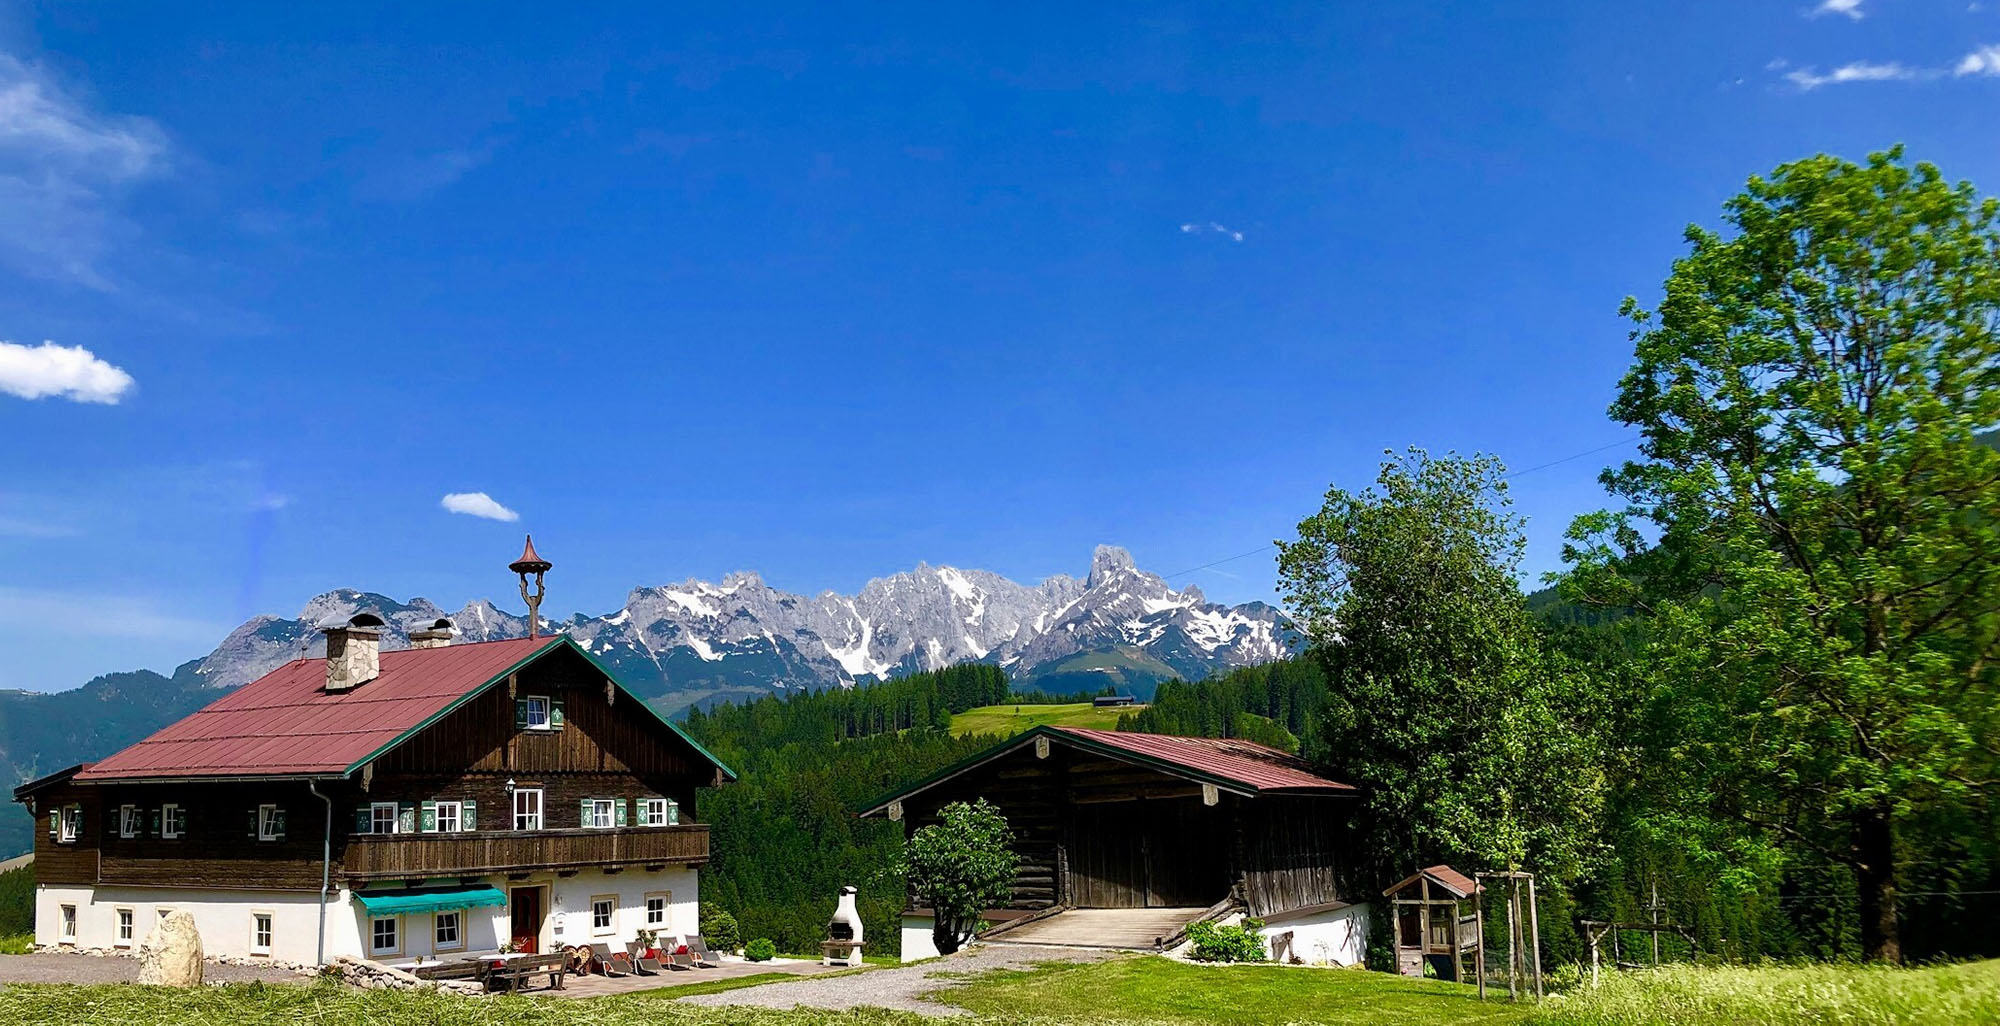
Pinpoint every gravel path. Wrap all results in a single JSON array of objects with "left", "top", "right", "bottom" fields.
[
  {"left": 676, "top": 945, "right": 1121, "bottom": 1017},
  {"left": 0, "top": 953, "right": 307, "bottom": 986}
]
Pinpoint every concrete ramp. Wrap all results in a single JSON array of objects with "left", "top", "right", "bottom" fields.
[{"left": 982, "top": 907, "right": 1209, "bottom": 950}]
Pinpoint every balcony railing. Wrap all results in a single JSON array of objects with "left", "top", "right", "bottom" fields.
[{"left": 340, "top": 824, "right": 709, "bottom": 881}]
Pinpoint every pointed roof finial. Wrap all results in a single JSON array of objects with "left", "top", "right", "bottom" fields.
[{"left": 509, "top": 534, "right": 552, "bottom": 575}]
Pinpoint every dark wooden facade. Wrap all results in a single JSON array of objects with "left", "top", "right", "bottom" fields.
[
  {"left": 883, "top": 734, "right": 1352, "bottom": 918},
  {"left": 22, "top": 643, "right": 724, "bottom": 892}
]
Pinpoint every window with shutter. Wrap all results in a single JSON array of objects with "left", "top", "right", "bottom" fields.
[
  {"left": 514, "top": 697, "right": 530, "bottom": 729},
  {"left": 149, "top": 808, "right": 162, "bottom": 838},
  {"left": 550, "top": 696, "right": 566, "bottom": 729},
  {"left": 247, "top": 808, "right": 260, "bottom": 838},
  {"left": 397, "top": 803, "right": 416, "bottom": 833},
  {"left": 420, "top": 801, "right": 438, "bottom": 833},
  {"left": 354, "top": 807, "right": 372, "bottom": 834},
  {"left": 162, "top": 804, "right": 184, "bottom": 839},
  {"left": 580, "top": 798, "right": 594, "bottom": 828},
  {"left": 614, "top": 799, "right": 628, "bottom": 827},
  {"left": 461, "top": 799, "right": 477, "bottom": 831}
]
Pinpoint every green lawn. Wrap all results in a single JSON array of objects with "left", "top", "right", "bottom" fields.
[
  {"left": 939, "top": 956, "right": 1528, "bottom": 1025},
  {"left": 950, "top": 702, "right": 1141, "bottom": 737}
]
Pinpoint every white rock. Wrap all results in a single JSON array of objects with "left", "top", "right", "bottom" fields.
[{"left": 137, "top": 910, "right": 203, "bottom": 987}]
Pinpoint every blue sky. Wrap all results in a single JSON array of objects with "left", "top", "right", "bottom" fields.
[{"left": 1, "top": 2, "right": 1997, "bottom": 691}]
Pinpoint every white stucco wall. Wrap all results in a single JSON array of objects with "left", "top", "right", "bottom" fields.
[
  {"left": 900, "top": 914, "right": 939, "bottom": 962},
  {"left": 37, "top": 866, "right": 701, "bottom": 966},
  {"left": 1258, "top": 903, "right": 1368, "bottom": 966}
]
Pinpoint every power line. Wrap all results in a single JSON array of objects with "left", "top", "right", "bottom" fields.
[{"left": 1159, "top": 436, "right": 1646, "bottom": 580}]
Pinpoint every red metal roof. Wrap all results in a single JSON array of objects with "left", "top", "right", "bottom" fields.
[
  {"left": 1383, "top": 865, "right": 1482, "bottom": 898},
  {"left": 75, "top": 637, "right": 556, "bottom": 781},
  {"left": 1051, "top": 727, "right": 1355, "bottom": 794}
]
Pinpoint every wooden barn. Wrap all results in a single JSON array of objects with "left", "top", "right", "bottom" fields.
[{"left": 861, "top": 725, "right": 1369, "bottom": 963}]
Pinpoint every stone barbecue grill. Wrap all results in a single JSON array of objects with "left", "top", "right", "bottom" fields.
[{"left": 822, "top": 886, "right": 864, "bottom": 965}]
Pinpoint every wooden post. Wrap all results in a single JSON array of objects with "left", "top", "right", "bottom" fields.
[
  {"left": 1527, "top": 874, "right": 1543, "bottom": 1001},
  {"left": 1474, "top": 882, "right": 1486, "bottom": 1001},
  {"left": 1650, "top": 879, "right": 1661, "bottom": 966},
  {"left": 1504, "top": 876, "right": 1518, "bottom": 1002},
  {"left": 1589, "top": 925, "right": 1600, "bottom": 987}
]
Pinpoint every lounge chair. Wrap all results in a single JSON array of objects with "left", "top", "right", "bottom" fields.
[
  {"left": 627, "top": 942, "right": 662, "bottom": 975},
  {"left": 687, "top": 935, "right": 723, "bottom": 968},
  {"left": 589, "top": 943, "right": 631, "bottom": 977}
]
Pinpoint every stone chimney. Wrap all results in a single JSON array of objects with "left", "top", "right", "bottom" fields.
[
  {"left": 409, "top": 617, "right": 454, "bottom": 650},
  {"left": 323, "top": 612, "right": 385, "bottom": 692}
]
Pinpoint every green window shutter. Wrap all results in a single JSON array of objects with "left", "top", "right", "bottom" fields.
[
  {"left": 104, "top": 807, "right": 119, "bottom": 837},
  {"left": 47, "top": 810, "right": 56, "bottom": 838},
  {"left": 398, "top": 802, "right": 416, "bottom": 833},
  {"left": 580, "top": 798, "right": 593, "bottom": 828},
  {"left": 461, "top": 799, "right": 477, "bottom": 831},
  {"left": 550, "top": 697, "right": 566, "bottom": 730},
  {"left": 149, "top": 809, "right": 162, "bottom": 837},
  {"left": 271, "top": 806, "right": 287, "bottom": 841},
  {"left": 247, "top": 809, "right": 260, "bottom": 838},
  {"left": 354, "top": 806, "right": 373, "bottom": 834},
  {"left": 514, "top": 697, "right": 530, "bottom": 729},
  {"left": 420, "top": 801, "right": 438, "bottom": 833},
  {"left": 614, "top": 799, "right": 628, "bottom": 827}
]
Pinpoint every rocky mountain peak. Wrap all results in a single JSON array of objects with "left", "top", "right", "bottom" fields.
[{"left": 1087, "top": 544, "right": 1137, "bottom": 588}]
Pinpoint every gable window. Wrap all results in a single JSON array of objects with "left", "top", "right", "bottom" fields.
[
  {"left": 523, "top": 695, "right": 550, "bottom": 730},
  {"left": 434, "top": 801, "right": 461, "bottom": 834},
  {"left": 119, "top": 805, "right": 140, "bottom": 839},
  {"left": 640, "top": 798, "right": 675, "bottom": 827},
  {"left": 587, "top": 799, "right": 616, "bottom": 830},
  {"left": 115, "top": 908, "right": 134, "bottom": 946},
  {"left": 257, "top": 804, "right": 286, "bottom": 841},
  {"left": 370, "top": 802, "right": 398, "bottom": 835},
  {"left": 59, "top": 904, "right": 77, "bottom": 941},
  {"left": 644, "top": 893, "right": 669, "bottom": 928},
  {"left": 251, "top": 912, "right": 273, "bottom": 955},
  {"left": 161, "top": 804, "right": 186, "bottom": 840},
  {"left": 590, "top": 896, "right": 615, "bottom": 935},
  {"left": 435, "top": 911, "right": 462, "bottom": 951},
  {"left": 513, "top": 788, "right": 543, "bottom": 831},
  {"left": 57, "top": 805, "right": 81, "bottom": 843},
  {"left": 369, "top": 916, "right": 399, "bottom": 956}
]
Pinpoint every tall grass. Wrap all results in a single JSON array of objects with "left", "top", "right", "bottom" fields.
[{"left": 1537, "top": 960, "right": 2000, "bottom": 1026}]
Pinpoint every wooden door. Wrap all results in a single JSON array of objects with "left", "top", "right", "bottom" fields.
[
  {"left": 510, "top": 887, "right": 543, "bottom": 953},
  {"left": 1066, "top": 799, "right": 1228, "bottom": 908}
]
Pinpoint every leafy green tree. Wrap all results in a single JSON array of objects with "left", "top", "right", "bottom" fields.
[
  {"left": 1563, "top": 148, "right": 2000, "bottom": 962},
  {"left": 899, "top": 798, "right": 1020, "bottom": 956},
  {"left": 1278, "top": 449, "right": 1606, "bottom": 886}
]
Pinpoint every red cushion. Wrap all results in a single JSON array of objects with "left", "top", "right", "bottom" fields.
[{"left": 676, "top": 944, "right": 689, "bottom": 954}]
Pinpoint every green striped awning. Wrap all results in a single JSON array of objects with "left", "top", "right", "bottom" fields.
[{"left": 352, "top": 886, "right": 507, "bottom": 917}]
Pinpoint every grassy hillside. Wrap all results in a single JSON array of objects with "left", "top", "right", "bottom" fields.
[
  {"left": 1020, "top": 648, "right": 1181, "bottom": 699},
  {"left": 950, "top": 701, "right": 1144, "bottom": 737}
]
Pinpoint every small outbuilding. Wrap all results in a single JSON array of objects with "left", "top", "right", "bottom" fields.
[
  {"left": 1382, "top": 865, "right": 1481, "bottom": 981},
  {"left": 860, "top": 725, "right": 1367, "bottom": 963}
]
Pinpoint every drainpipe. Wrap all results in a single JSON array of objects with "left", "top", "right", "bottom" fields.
[{"left": 308, "top": 779, "right": 334, "bottom": 966}]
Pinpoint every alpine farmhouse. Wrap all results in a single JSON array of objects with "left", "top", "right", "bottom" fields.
[{"left": 11, "top": 587, "right": 734, "bottom": 965}]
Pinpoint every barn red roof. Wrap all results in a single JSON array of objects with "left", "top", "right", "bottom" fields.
[
  {"left": 74, "top": 637, "right": 556, "bottom": 781},
  {"left": 1050, "top": 727, "right": 1356, "bottom": 794}
]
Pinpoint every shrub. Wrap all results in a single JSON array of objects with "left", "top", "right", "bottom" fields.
[
  {"left": 1187, "top": 918, "right": 1267, "bottom": 962},
  {"left": 700, "top": 902, "right": 742, "bottom": 952},
  {"left": 900, "top": 798, "right": 1019, "bottom": 956},
  {"left": 745, "top": 937, "right": 776, "bottom": 962}
]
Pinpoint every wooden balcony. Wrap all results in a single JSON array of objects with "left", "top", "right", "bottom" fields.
[{"left": 340, "top": 824, "right": 709, "bottom": 881}]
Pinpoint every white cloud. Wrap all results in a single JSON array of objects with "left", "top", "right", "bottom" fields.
[
  {"left": 0, "top": 54, "right": 167, "bottom": 289},
  {"left": 1784, "top": 60, "right": 1922, "bottom": 89},
  {"left": 0, "top": 339, "right": 134, "bottom": 403},
  {"left": 1812, "top": 0, "right": 1867, "bottom": 19},
  {"left": 1179, "top": 222, "right": 1245, "bottom": 242},
  {"left": 1955, "top": 44, "right": 2000, "bottom": 76},
  {"left": 441, "top": 491, "right": 520, "bottom": 521}
]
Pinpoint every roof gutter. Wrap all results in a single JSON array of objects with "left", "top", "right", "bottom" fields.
[{"left": 67, "top": 772, "right": 351, "bottom": 787}]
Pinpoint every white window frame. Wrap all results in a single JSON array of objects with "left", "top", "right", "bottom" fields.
[
  {"left": 370, "top": 802, "right": 399, "bottom": 835},
  {"left": 369, "top": 916, "right": 400, "bottom": 956},
  {"left": 250, "top": 911, "right": 273, "bottom": 956},
  {"left": 588, "top": 798, "right": 616, "bottom": 830},
  {"left": 513, "top": 788, "right": 543, "bottom": 831},
  {"left": 524, "top": 695, "right": 551, "bottom": 730},
  {"left": 257, "top": 804, "right": 283, "bottom": 841},
  {"left": 590, "top": 896, "right": 615, "bottom": 936},
  {"left": 434, "top": 911, "right": 463, "bottom": 951},
  {"left": 59, "top": 904, "right": 77, "bottom": 941},
  {"left": 161, "top": 803, "right": 185, "bottom": 840},
  {"left": 115, "top": 907, "right": 134, "bottom": 946},
  {"left": 641, "top": 798, "right": 669, "bottom": 827},
  {"left": 119, "top": 805, "right": 140, "bottom": 839},
  {"left": 644, "top": 892, "right": 669, "bottom": 929},
  {"left": 57, "top": 805, "right": 81, "bottom": 843},
  {"left": 434, "top": 800, "right": 462, "bottom": 833}
]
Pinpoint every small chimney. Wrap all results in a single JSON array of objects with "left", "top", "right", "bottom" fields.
[
  {"left": 409, "top": 617, "right": 454, "bottom": 650},
  {"left": 323, "top": 612, "right": 385, "bottom": 692}
]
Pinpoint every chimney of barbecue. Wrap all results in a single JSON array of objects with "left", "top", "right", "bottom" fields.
[{"left": 322, "top": 612, "right": 385, "bottom": 692}]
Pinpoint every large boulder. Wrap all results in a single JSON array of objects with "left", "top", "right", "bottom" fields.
[{"left": 137, "top": 910, "right": 203, "bottom": 987}]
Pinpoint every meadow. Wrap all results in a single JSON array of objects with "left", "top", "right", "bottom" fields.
[
  {"left": 0, "top": 955, "right": 1991, "bottom": 1026},
  {"left": 948, "top": 702, "right": 1141, "bottom": 738}
]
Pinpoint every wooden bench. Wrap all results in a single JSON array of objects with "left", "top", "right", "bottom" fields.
[
  {"left": 410, "top": 960, "right": 487, "bottom": 984},
  {"left": 485, "top": 952, "right": 568, "bottom": 992}
]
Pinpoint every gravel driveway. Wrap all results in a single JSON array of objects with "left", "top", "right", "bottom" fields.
[
  {"left": 0, "top": 953, "right": 307, "bottom": 986},
  {"left": 676, "top": 945, "right": 1120, "bottom": 1017}
]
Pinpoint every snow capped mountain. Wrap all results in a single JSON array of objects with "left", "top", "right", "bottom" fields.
[{"left": 184, "top": 546, "right": 1293, "bottom": 705}]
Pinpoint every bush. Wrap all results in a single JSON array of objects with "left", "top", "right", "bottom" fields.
[
  {"left": 700, "top": 902, "right": 742, "bottom": 952},
  {"left": 1187, "top": 918, "right": 1267, "bottom": 962},
  {"left": 745, "top": 937, "right": 776, "bottom": 962}
]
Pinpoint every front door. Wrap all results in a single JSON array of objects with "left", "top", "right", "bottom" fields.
[{"left": 509, "top": 887, "right": 543, "bottom": 953}]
